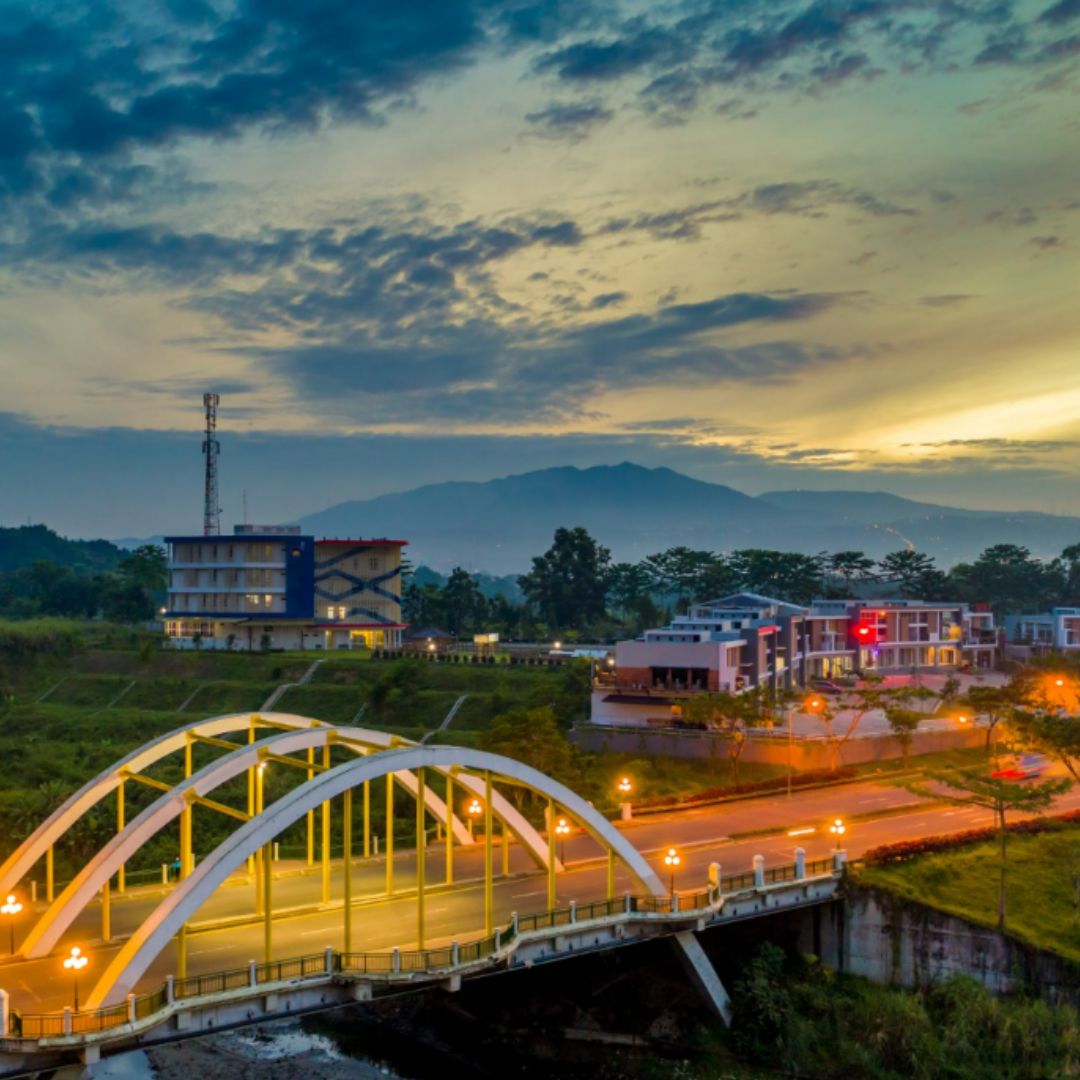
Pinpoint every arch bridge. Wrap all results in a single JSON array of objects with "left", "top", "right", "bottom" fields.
[{"left": 0, "top": 713, "right": 665, "bottom": 1011}]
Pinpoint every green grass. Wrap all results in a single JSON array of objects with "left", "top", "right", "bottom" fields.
[
  {"left": 857, "top": 826, "right": 1080, "bottom": 960},
  {"left": 48, "top": 674, "right": 133, "bottom": 707}
]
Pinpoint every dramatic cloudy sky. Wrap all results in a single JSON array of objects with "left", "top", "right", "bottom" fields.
[{"left": 2, "top": 0, "right": 1079, "bottom": 536}]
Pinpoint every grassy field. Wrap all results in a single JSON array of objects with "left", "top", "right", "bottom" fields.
[{"left": 857, "top": 826, "right": 1080, "bottom": 960}]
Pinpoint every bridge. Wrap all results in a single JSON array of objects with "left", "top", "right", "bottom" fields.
[{"left": 0, "top": 713, "right": 846, "bottom": 1076}]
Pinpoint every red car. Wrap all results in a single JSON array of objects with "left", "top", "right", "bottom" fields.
[{"left": 992, "top": 754, "right": 1049, "bottom": 781}]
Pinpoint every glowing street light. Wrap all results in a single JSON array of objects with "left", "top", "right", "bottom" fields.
[
  {"left": 466, "top": 798, "right": 482, "bottom": 841},
  {"left": 957, "top": 714, "right": 969, "bottom": 724},
  {"left": 1, "top": 893, "right": 22, "bottom": 955},
  {"left": 63, "top": 946, "right": 88, "bottom": 1011},
  {"left": 616, "top": 776, "right": 633, "bottom": 796},
  {"left": 553, "top": 640, "right": 562, "bottom": 652},
  {"left": 829, "top": 818, "right": 846, "bottom": 851},
  {"left": 663, "top": 847, "right": 681, "bottom": 897},
  {"left": 555, "top": 817, "right": 571, "bottom": 863}
]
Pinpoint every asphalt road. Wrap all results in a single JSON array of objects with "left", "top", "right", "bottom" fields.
[{"left": 4, "top": 771, "right": 1078, "bottom": 1015}]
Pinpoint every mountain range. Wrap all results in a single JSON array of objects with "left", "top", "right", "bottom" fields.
[{"left": 299, "top": 463, "right": 1080, "bottom": 575}]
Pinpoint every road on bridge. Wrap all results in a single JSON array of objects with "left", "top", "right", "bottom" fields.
[{"left": 4, "top": 772, "right": 1077, "bottom": 1014}]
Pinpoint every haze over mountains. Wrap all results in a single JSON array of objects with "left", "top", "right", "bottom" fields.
[{"left": 300, "top": 464, "right": 1080, "bottom": 576}]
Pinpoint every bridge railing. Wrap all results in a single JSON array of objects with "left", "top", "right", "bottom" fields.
[{"left": 7, "top": 855, "right": 840, "bottom": 1042}]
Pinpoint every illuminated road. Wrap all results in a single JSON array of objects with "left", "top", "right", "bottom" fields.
[{"left": 4, "top": 773, "right": 1079, "bottom": 1015}]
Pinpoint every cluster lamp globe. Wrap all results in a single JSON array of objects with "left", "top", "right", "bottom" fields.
[
  {"left": 1, "top": 893, "right": 22, "bottom": 955},
  {"left": 663, "top": 847, "right": 681, "bottom": 897},
  {"left": 63, "top": 946, "right": 89, "bottom": 1011},
  {"left": 829, "top": 818, "right": 846, "bottom": 851}
]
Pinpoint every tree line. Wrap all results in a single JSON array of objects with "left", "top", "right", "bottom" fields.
[
  {"left": 405, "top": 526, "right": 1080, "bottom": 637},
  {"left": 0, "top": 545, "right": 167, "bottom": 622}
]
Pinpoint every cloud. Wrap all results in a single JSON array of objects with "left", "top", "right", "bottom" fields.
[
  {"left": 919, "top": 293, "right": 976, "bottom": 307},
  {"left": 589, "top": 290, "right": 627, "bottom": 308},
  {"left": 524, "top": 98, "right": 614, "bottom": 140},
  {"left": 1039, "top": 0, "right": 1080, "bottom": 25}
]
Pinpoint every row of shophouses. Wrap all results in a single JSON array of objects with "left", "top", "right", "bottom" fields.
[{"left": 593, "top": 592, "right": 1000, "bottom": 726}]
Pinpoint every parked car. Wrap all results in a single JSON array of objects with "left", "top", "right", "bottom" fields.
[
  {"left": 811, "top": 679, "right": 846, "bottom": 695},
  {"left": 991, "top": 753, "right": 1049, "bottom": 781}
]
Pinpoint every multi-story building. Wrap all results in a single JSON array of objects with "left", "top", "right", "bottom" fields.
[
  {"left": 163, "top": 525, "right": 407, "bottom": 651},
  {"left": 593, "top": 592, "right": 996, "bottom": 726},
  {"left": 1005, "top": 608, "right": 1080, "bottom": 653}
]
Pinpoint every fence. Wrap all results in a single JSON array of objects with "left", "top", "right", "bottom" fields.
[{"left": 8, "top": 855, "right": 838, "bottom": 1042}]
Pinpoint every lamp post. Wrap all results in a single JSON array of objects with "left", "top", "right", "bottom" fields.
[
  {"left": 555, "top": 818, "right": 571, "bottom": 864},
  {"left": 1, "top": 894, "right": 21, "bottom": 955},
  {"left": 467, "top": 798, "right": 482, "bottom": 842},
  {"left": 829, "top": 818, "right": 846, "bottom": 851},
  {"left": 616, "top": 775, "right": 633, "bottom": 820},
  {"left": 64, "top": 947, "right": 88, "bottom": 1011},
  {"left": 663, "top": 847, "right": 681, "bottom": 898}
]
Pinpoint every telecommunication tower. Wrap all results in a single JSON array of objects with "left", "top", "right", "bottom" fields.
[{"left": 202, "top": 392, "right": 221, "bottom": 536}]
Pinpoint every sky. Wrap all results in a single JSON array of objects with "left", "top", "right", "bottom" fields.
[{"left": 1, "top": 0, "right": 1079, "bottom": 538}]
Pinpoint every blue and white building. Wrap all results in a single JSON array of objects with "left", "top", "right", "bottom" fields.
[{"left": 163, "top": 525, "right": 406, "bottom": 650}]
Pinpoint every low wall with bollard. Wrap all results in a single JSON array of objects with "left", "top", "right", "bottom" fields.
[{"left": 0, "top": 852, "right": 844, "bottom": 1075}]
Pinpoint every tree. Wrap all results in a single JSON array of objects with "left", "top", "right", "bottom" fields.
[
  {"left": 963, "top": 683, "right": 1020, "bottom": 754},
  {"left": 878, "top": 549, "right": 944, "bottom": 599},
  {"left": 518, "top": 527, "right": 611, "bottom": 631},
  {"left": 826, "top": 551, "right": 877, "bottom": 595},
  {"left": 728, "top": 549, "right": 824, "bottom": 604},
  {"left": 903, "top": 767, "right": 1070, "bottom": 929},
  {"left": 1010, "top": 705, "right": 1080, "bottom": 782},
  {"left": 482, "top": 706, "right": 579, "bottom": 805},
  {"left": 641, "top": 547, "right": 730, "bottom": 608},
  {"left": 680, "top": 692, "right": 751, "bottom": 781},
  {"left": 884, "top": 705, "right": 922, "bottom": 768},
  {"left": 441, "top": 567, "right": 488, "bottom": 636}
]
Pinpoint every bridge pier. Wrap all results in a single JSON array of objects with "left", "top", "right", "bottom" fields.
[{"left": 672, "top": 931, "right": 732, "bottom": 1027}]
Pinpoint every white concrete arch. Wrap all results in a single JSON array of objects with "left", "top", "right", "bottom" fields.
[
  {"left": 87, "top": 746, "right": 665, "bottom": 1008},
  {"left": 18, "top": 728, "right": 554, "bottom": 961},
  {"left": 0, "top": 712, "right": 331, "bottom": 896},
  {"left": 0, "top": 712, "right": 487, "bottom": 898}
]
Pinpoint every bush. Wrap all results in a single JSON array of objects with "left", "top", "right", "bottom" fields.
[
  {"left": 862, "top": 809, "right": 1080, "bottom": 865},
  {"left": 635, "top": 767, "right": 857, "bottom": 809}
]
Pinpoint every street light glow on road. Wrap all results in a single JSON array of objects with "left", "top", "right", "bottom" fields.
[{"left": 787, "top": 827, "right": 816, "bottom": 837}]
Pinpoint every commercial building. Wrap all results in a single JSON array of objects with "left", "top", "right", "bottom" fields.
[
  {"left": 1005, "top": 608, "right": 1080, "bottom": 653},
  {"left": 163, "top": 525, "right": 406, "bottom": 651},
  {"left": 593, "top": 592, "right": 996, "bottom": 726}
]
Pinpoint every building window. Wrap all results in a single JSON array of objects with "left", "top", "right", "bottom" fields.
[{"left": 369, "top": 557, "right": 379, "bottom": 571}]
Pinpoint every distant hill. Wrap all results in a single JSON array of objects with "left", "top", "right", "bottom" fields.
[
  {"left": 302, "top": 463, "right": 788, "bottom": 574},
  {"left": 0, "top": 524, "right": 124, "bottom": 574},
  {"left": 296, "top": 463, "right": 1080, "bottom": 575}
]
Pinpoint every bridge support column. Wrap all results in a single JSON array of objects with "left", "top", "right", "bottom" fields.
[
  {"left": 247, "top": 722, "right": 256, "bottom": 879},
  {"left": 386, "top": 774, "right": 395, "bottom": 896},
  {"left": 444, "top": 775, "right": 454, "bottom": 885},
  {"left": 672, "top": 931, "right": 732, "bottom": 1027},
  {"left": 546, "top": 798, "right": 556, "bottom": 911},
  {"left": 254, "top": 764, "right": 265, "bottom": 917},
  {"left": 321, "top": 744, "right": 331, "bottom": 905},
  {"left": 607, "top": 848, "right": 616, "bottom": 901},
  {"left": 263, "top": 839, "right": 273, "bottom": 964},
  {"left": 46, "top": 845, "right": 54, "bottom": 904},
  {"left": 126, "top": 993, "right": 136, "bottom": 1025},
  {"left": 0, "top": 988, "right": 9, "bottom": 1038},
  {"left": 363, "top": 779, "right": 371, "bottom": 859},
  {"left": 416, "top": 767, "right": 426, "bottom": 950},
  {"left": 343, "top": 787, "right": 353, "bottom": 954},
  {"left": 101, "top": 880, "right": 110, "bottom": 944},
  {"left": 306, "top": 747, "right": 315, "bottom": 867},
  {"left": 117, "top": 780, "right": 126, "bottom": 894},
  {"left": 795, "top": 847, "right": 806, "bottom": 879},
  {"left": 501, "top": 815, "right": 510, "bottom": 877},
  {"left": 483, "top": 771, "right": 493, "bottom": 935},
  {"left": 753, "top": 855, "right": 765, "bottom": 889}
]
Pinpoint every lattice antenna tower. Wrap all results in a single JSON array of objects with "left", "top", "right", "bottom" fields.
[{"left": 202, "top": 392, "right": 221, "bottom": 536}]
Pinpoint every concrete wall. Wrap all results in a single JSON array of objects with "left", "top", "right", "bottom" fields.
[
  {"left": 573, "top": 724, "right": 986, "bottom": 769},
  {"left": 841, "top": 883, "right": 1080, "bottom": 1002}
]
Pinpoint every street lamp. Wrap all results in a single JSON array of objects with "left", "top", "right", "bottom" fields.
[
  {"left": 957, "top": 714, "right": 968, "bottom": 724},
  {"left": 663, "top": 847, "right": 681, "bottom": 898},
  {"left": 467, "top": 798, "right": 482, "bottom": 841},
  {"left": 616, "top": 775, "right": 633, "bottom": 821},
  {"left": 1, "top": 893, "right": 22, "bottom": 955},
  {"left": 64, "top": 946, "right": 88, "bottom": 1011},
  {"left": 555, "top": 817, "right": 571, "bottom": 863},
  {"left": 829, "top": 818, "right": 846, "bottom": 851},
  {"left": 616, "top": 776, "right": 632, "bottom": 796}
]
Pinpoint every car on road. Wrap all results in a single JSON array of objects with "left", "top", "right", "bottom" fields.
[{"left": 991, "top": 753, "right": 1049, "bottom": 781}]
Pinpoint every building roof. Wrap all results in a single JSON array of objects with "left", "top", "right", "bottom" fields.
[{"left": 315, "top": 537, "right": 408, "bottom": 545}]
